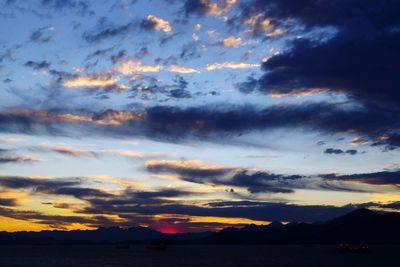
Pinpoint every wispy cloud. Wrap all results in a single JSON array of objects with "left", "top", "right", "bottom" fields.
[
  {"left": 62, "top": 74, "right": 121, "bottom": 89},
  {"left": 141, "top": 15, "right": 172, "bottom": 33},
  {"left": 184, "top": 0, "right": 236, "bottom": 16},
  {"left": 169, "top": 65, "right": 199, "bottom": 74},
  {"left": 221, "top": 36, "right": 242, "bottom": 48},
  {"left": 116, "top": 60, "right": 162, "bottom": 75},
  {"left": 0, "top": 156, "right": 39, "bottom": 164},
  {"left": 206, "top": 62, "right": 260, "bottom": 71}
]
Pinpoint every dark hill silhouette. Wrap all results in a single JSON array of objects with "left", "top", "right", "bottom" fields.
[
  {"left": 203, "top": 209, "right": 400, "bottom": 244},
  {"left": 1, "top": 209, "right": 399, "bottom": 245}
]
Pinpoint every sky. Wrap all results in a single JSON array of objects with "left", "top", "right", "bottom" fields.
[{"left": 0, "top": 0, "right": 399, "bottom": 233}]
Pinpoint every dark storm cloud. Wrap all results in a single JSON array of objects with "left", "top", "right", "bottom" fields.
[
  {"left": 146, "top": 160, "right": 301, "bottom": 193},
  {"left": 228, "top": 171, "right": 302, "bottom": 193},
  {"left": 0, "top": 176, "right": 80, "bottom": 190},
  {"left": 239, "top": 0, "right": 400, "bottom": 29},
  {"left": 233, "top": 0, "right": 400, "bottom": 149},
  {"left": 0, "top": 198, "right": 377, "bottom": 229},
  {"left": 183, "top": 0, "right": 235, "bottom": 17},
  {"left": 24, "top": 60, "right": 51, "bottom": 70},
  {"left": 372, "top": 133, "right": 400, "bottom": 151},
  {"left": 81, "top": 195, "right": 361, "bottom": 222},
  {"left": 146, "top": 160, "right": 394, "bottom": 193},
  {"left": 50, "top": 187, "right": 112, "bottom": 199},
  {"left": 322, "top": 170, "right": 400, "bottom": 186},
  {"left": 258, "top": 35, "right": 400, "bottom": 107},
  {"left": 237, "top": 0, "right": 400, "bottom": 108},
  {"left": 324, "top": 148, "right": 358, "bottom": 155},
  {"left": 0, "top": 102, "right": 399, "bottom": 149},
  {"left": 147, "top": 162, "right": 232, "bottom": 181},
  {"left": 142, "top": 104, "right": 399, "bottom": 149},
  {"left": 183, "top": 0, "right": 209, "bottom": 16},
  {"left": 128, "top": 189, "right": 198, "bottom": 199},
  {"left": 0, "top": 175, "right": 113, "bottom": 199}
]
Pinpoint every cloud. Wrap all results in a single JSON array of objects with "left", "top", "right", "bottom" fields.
[
  {"left": 82, "top": 21, "right": 136, "bottom": 43},
  {"left": 110, "top": 49, "right": 128, "bottom": 63},
  {"left": 62, "top": 74, "right": 118, "bottom": 88},
  {"left": 61, "top": 74, "right": 128, "bottom": 91},
  {"left": 0, "top": 206, "right": 116, "bottom": 229},
  {"left": 146, "top": 160, "right": 233, "bottom": 180},
  {"left": 146, "top": 159, "right": 397, "bottom": 193},
  {"left": 0, "top": 175, "right": 112, "bottom": 199},
  {"left": 81, "top": 197, "right": 363, "bottom": 223},
  {"left": 49, "top": 146, "right": 98, "bottom": 157},
  {"left": 169, "top": 65, "right": 199, "bottom": 74},
  {"left": 0, "top": 176, "right": 80, "bottom": 190},
  {"left": 322, "top": 170, "right": 400, "bottom": 186},
  {"left": 141, "top": 15, "right": 172, "bottom": 33},
  {"left": 324, "top": 148, "right": 358, "bottom": 155},
  {"left": 0, "top": 109, "right": 143, "bottom": 131},
  {"left": 184, "top": 0, "right": 236, "bottom": 16},
  {"left": 24, "top": 60, "right": 51, "bottom": 70},
  {"left": 238, "top": 0, "right": 400, "bottom": 109},
  {"left": 0, "top": 102, "right": 398, "bottom": 149},
  {"left": 206, "top": 62, "right": 260, "bottom": 71},
  {"left": 116, "top": 60, "right": 162, "bottom": 75},
  {"left": 146, "top": 160, "right": 301, "bottom": 193},
  {"left": 351, "top": 137, "right": 369, "bottom": 146},
  {"left": 85, "top": 47, "right": 114, "bottom": 61},
  {"left": 221, "top": 36, "right": 241, "bottom": 48},
  {"left": 0, "top": 198, "right": 19, "bottom": 207},
  {"left": 0, "top": 156, "right": 39, "bottom": 164},
  {"left": 30, "top": 26, "right": 55, "bottom": 43},
  {"left": 243, "top": 13, "right": 275, "bottom": 36},
  {"left": 0, "top": 191, "right": 369, "bottom": 230},
  {"left": 0, "top": 137, "right": 21, "bottom": 143}
]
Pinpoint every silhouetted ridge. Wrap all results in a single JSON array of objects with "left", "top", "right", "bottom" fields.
[{"left": 203, "top": 209, "right": 400, "bottom": 244}]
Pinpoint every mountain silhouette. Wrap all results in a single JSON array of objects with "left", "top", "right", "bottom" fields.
[
  {"left": 1, "top": 209, "right": 399, "bottom": 245},
  {"left": 203, "top": 209, "right": 400, "bottom": 244}
]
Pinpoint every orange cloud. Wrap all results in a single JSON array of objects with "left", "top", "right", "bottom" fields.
[
  {"left": 270, "top": 88, "right": 326, "bottom": 98},
  {"left": 244, "top": 13, "right": 284, "bottom": 37},
  {"left": 204, "top": 0, "right": 236, "bottom": 16},
  {"left": 146, "top": 15, "right": 172, "bottom": 33},
  {"left": 62, "top": 74, "right": 120, "bottom": 88},
  {"left": 221, "top": 36, "right": 242, "bottom": 48},
  {"left": 169, "top": 65, "right": 199, "bottom": 74},
  {"left": 2, "top": 109, "right": 143, "bottom": 127},
  {"left": 116, "top": 60, "right": 162, "bottom": 75}
]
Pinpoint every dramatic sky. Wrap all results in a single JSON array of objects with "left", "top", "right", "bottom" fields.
[{"left": 0, "top": 0, "right": 399, "bottom": 233}]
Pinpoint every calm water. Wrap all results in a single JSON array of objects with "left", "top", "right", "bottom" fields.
[{"left": 0, "top": 245, "right": 398, "bottom": 267}]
